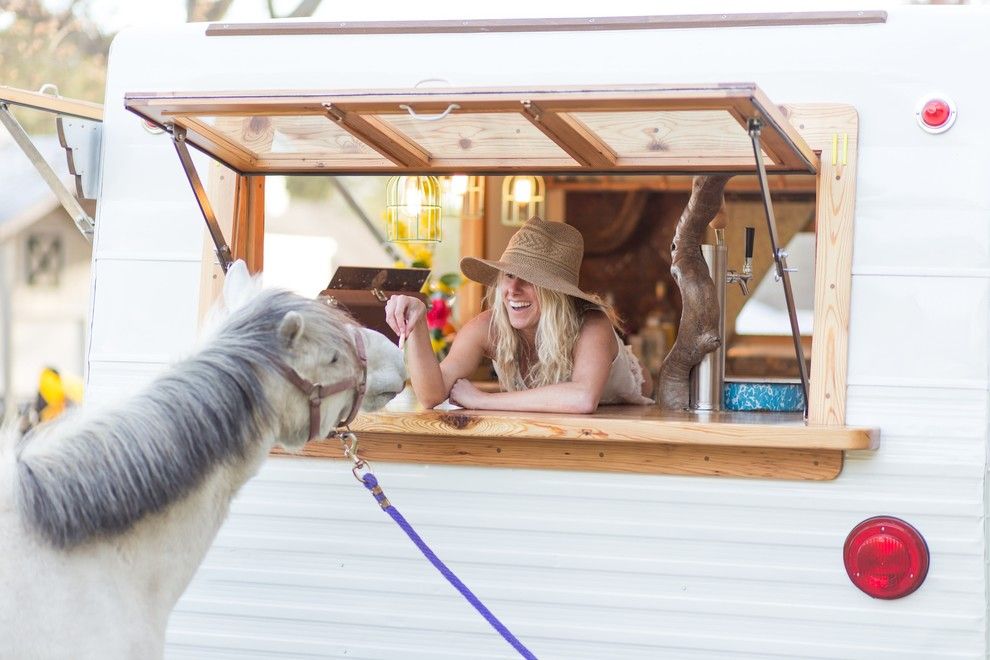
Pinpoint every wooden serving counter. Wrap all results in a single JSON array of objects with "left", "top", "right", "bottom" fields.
[{"left": 294, "top": 391, "right": 878, "bottom": 481}]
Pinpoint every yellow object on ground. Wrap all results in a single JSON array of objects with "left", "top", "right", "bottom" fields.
[{"left": 36, "top": 367, "right": 83, "bottom": 422}]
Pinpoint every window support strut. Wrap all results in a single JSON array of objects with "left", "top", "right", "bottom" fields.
[
  {"left": 0, "top": 102, "right": 94, "bottom": 241},
  {"left": 170, "top": 125, "right": 233, "bottom": 274},
  {"left": 748, "top": 118, "right": 810, "bottom": 417}
]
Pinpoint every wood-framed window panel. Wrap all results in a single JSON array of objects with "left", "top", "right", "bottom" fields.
[
  {"left": 126, "top": 83, "right": 818, "bottom": 175},
  {"left": 191, "top": 96, "right": 868, "bottom": 480}
]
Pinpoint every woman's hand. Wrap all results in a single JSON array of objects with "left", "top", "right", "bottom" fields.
[
  {"left": 449, "top": 378, "right": 486, "bottom": 409},
  {"left": 384, "top": 295, "right": 427, "bottom": 342}
]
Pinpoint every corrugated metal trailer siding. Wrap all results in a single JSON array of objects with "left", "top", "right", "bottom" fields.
[{"left": 84, "top": 7, "right": 990, "bottom": 658}]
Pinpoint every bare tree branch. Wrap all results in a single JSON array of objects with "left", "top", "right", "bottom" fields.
[
  {"left": 187, "top": 0, "right": 236, "bottom": 22},
  {"left": 288, "top": 0, "right": 323, "bottom": 18},
  {"left": 266, "top": 0, "right": 324, "bottom": 18},
  {"left": 657, "top": 175, "right": 732, "bottom": 410}
]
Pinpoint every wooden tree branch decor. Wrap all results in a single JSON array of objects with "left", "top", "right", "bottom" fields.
[{"left": 657, "top": 175, "right": 732, "bottom": 409}]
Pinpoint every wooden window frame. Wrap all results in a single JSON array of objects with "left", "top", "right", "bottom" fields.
[{"left": 190, "top": 95, "right": 869, "bottom": 480}]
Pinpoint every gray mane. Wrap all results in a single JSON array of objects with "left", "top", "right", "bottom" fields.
[{"left": 15, "top": 289, "right": 353, "bottom": 549}]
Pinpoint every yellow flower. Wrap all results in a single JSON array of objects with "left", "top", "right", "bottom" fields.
[{"left": 430, "top": 336, "right": 447, "bottom": 354}]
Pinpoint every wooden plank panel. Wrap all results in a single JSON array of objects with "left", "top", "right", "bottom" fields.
[
  {"left": 381, "top": 110, "right": 571, "bottom": 161},
  {"left": 784, "top": 104, "right": 859, "bottom": 426},
  {"left": 128, "top": 85, "right": 818, "bottom": 175},
  {"left": 287, "top": 434, "right": 843, "bottom": 480},
  {"left": 751, "top": 88, "right": 819, "bottom": 171},
  {"left": 172, "top": 118, "right": 256, "bottom": 173},
  {"left": 324, "top": 105, "right": 431, "bottom": 167},
  {"left": 458, "top": 211, "right": 485, "bottom": 323},
  {"left": 231, "top": 175, "right": 265, "bottom": 273},
  {"left": 546, "top": 174, "right": 816, "bottom": 193},
  {"left": 351, "top": 407, "right": 877, "bottom": 450},
  {"left": 0, "top": 85, "right": 103, "bottom": 121},
  {"left": 197, "top": 162, "right": 238, "bottom": 324},
  {"left": 522, "top": 105, "right": 617, "bottom": 168},
  {"left": 126, "top": 84, "right": 758, "bottom": 117}
]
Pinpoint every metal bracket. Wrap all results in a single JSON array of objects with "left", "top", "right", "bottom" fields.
[
  {"left": 748, "top": 118, "right": 810, "bottom": 416},
  {"left": 0, "top": 102, "right": 95, "bottom": 241},
  {"left": 57, "top": 115, "right": 103, "bottom": 201},
  {"left": 169, "top": 125, "right": 233, "bottom": 274}
]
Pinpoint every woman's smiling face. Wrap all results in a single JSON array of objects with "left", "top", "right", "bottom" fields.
[{"left": 500, "top": 273, "right": 540, "bottom": 333}]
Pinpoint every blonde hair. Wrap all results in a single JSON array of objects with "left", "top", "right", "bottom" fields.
[{"left": 487, "top": 275, "right": 620, "bottom": 391}]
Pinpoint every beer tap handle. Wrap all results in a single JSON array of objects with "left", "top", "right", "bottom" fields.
[
  {"left": 728, "top": 227, "right": 756, "bottom": 297},
  {"left": 744, "top": 226, "right": 755, "bottom": 272}
]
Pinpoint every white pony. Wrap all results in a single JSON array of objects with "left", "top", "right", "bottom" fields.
[{"left": 0, "top": 262, "right": 406, "bottom": 658}]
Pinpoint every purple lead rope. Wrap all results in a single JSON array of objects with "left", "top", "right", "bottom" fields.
[{"left": 361, "top": 473, "right": 537, "bottom": 660}]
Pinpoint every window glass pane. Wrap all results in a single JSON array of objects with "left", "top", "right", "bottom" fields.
[
  {"left": 262, "top": 176, "right": 462, "bottom": 302},
  {"left": 377, "top": 113, "right": 575, "bottom": 164},
  {"left": 195, "top": 115, "right": 390, "bottom": 163},
  {"left": 571, "top": 110, "right": 775, "bottom": 164},
  {"left": 735, "top": 232, "right": 815, "bottom": 336}
]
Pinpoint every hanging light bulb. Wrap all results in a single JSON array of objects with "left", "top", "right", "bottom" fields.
[
  {"left": 385, "top": 175, "right": 442, "bottom": 243},
  {"left": 450, "top": 175, "right": 470, "bottom": 196},
  {"left": 404, "top": 177, "right": 422, "bottom": 216},
  {"left": 512, "top": 177, "right": 533, "bottom": 203},
  {"left": 501, "top": 175, "right": 545, "bottom": 227},
  {"left": 439, "top": 175, "right": 485, "bottom": 221}
]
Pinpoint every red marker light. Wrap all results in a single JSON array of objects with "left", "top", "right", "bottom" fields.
[
  {"left": 916, "top": 96, "right": 956, "bottom": 133},
  {"left": 142, "top": 119, "right": 164, "bottom": 135},
  {"left": 843, "top": 516, "right": 929, "bottom": 599}
]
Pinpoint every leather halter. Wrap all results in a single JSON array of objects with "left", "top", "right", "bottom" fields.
[{"left": 274, "top": 327, "right": 367, "bottom": 442}]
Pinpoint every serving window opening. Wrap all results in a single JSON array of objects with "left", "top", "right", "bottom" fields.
[{"left": 125, "top": 83, "right": 876, "bottom": 480}]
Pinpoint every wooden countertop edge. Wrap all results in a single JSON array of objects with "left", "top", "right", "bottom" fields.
[{"left": 349, "top": 410, "right": 880, "bottom": 451}]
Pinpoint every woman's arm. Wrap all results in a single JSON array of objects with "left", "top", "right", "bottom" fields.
[
  {"left": 384, "top": 296, "right": 489, "bottom": 408},
  {"left": 449, "top": 311, "right": 618, "bottom": 414}
]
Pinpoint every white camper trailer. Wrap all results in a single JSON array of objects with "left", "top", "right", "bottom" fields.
[{"left": 6, "top": 6, "right": 990, "bottom": 659}]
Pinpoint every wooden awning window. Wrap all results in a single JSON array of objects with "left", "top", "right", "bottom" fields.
[
  {"left": 124, "top": 83, "right": 818, "bottom": 175},
  {"left": 125, "top": 81, "right": 868, "bottom": 480}
]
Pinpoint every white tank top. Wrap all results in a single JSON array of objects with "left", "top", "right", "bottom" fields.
[
  {"left": 492, "top": 331, "right": 654, "bottom": 406},
  {"left": 599, "top": 331, "right": 654, "bottom": 405}
]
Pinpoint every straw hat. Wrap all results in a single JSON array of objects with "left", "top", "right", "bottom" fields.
[{"left": 459, "top": 217, "right": 602, "bottom": 305}]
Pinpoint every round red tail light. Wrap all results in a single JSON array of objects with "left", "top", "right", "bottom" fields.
[
  {"left": 916, "top": 96, "right": 956, "bottom": 133},
  {"left": 843, "top": 516, "right": 929, "bottom": 599}
]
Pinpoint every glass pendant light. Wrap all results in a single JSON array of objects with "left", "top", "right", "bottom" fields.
[
  {"left": 501, "top": 175, "right": 545, "bottom": 226},
  {"left": 440, "top": 174, "right": 486, "bottom": 221},
  {"left": 385, "top": 175, "right": 442, "bottom": 242}
]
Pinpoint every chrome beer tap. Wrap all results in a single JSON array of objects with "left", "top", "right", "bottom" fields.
[{"left": 726, "top": 227, "right": 755, "bottom": 296}]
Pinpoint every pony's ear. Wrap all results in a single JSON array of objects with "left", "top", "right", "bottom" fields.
[
  {"left": 222, "top": 260, "right": 261, "bottom": 312},
  {"left": 278, "top": 311, "right": 305, "bottom": 347}
]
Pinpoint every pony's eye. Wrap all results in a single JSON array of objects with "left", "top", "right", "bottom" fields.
[{"left": 329, "top": 353, "right": 339, "bottom": 365}]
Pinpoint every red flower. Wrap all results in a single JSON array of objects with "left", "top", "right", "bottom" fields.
[{"left": 426, "top": 297, "right": 451, "bottom": 330}]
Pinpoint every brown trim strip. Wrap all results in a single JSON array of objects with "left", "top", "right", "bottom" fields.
[
  {"left": 207, "top": 11, "right": 887, "bottom": 37},
  {"left": 284, "top": 434, "right": 845, "bottom": 480},
  {"left": 0, "top": 85, "right": 103, "bottom": 121}
]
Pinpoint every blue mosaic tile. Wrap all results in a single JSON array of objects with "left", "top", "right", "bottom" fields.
[{"left": 723, "top": 380, "right": 804, "bottom": 412}]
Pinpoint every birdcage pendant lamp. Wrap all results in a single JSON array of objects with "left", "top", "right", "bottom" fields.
[
  {"left": 501, "top": 175, "right": 545, "bottom": 226},
  {"left": 385, "top": 175, "right": 443, "bottom": 243}
]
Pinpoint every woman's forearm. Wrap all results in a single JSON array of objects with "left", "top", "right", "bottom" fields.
[
  {"left": 405, "top": 321, "right": 450, "bottom": 408},
  {"left": 473, "top": 381, "right": 599, "bottom": 414}
]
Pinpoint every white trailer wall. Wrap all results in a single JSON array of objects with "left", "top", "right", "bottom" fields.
[{"left": 91, "top": 7, "right": 989, "bottom": 658}]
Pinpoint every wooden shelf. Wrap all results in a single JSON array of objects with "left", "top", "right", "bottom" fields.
[{"left": 287, "top": 403, "right": 878, "bottom": 481}]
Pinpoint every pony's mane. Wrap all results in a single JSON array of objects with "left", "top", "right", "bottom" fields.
[{"left": 15, "top": 289, "right": 354, "bottom": 549}]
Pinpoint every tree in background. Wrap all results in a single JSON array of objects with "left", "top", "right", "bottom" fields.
[
  {"left": 1, "top": 0, "right": 324, "bottom": 132},
  {"left": 0, "top": 0, "right": 109, "bottom": 130}
]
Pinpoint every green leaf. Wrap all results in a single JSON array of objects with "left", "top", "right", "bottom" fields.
[{"left": 439, "top": 273, "right": 462, "bottom": 288}]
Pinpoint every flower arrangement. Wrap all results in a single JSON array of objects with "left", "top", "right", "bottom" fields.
[
  {"left": 394, "top": 243, "right": 461, "bottom": 360},
  {"left": 425, "top": 273, "right": 461, "bottom": 360}
]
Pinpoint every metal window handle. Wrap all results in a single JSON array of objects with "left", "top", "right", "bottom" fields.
[{"left": 399, "top": 103, "right": 459, "bottom": 122}]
